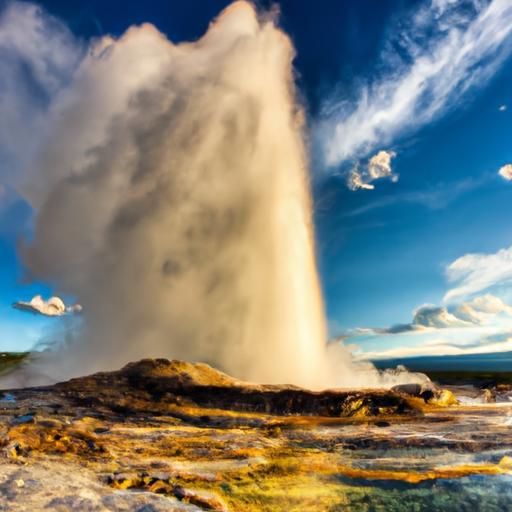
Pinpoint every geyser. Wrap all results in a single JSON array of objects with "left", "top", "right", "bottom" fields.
[
  {"left": 3, "top": 1, "right": 331, "bottom": 387},
  {"left": 0, "top": 1, "right": 426, "bottom": 389}
]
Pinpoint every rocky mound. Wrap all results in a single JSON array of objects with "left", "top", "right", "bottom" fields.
[{"left": 36, "top": 358, "right": 420, "bottom": 418}]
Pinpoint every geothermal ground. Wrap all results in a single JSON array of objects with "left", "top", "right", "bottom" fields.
[{"left": 1, "top": 359, "right": 512, "bottom": 511}]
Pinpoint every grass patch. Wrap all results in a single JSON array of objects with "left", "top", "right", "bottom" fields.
[{"left": 0, "top": 352, "right": 29, "bottom": 376}]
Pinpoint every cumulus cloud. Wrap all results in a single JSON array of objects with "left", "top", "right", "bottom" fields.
[
  {"left": 13, "top": 295, "right": 82, "bottom": 317},
  {"left": 357, "top": 294, "right": 512, "bottom": 336},
  {"left": 498, "top": 164, "right": 512, "bottom": 180},
  {"left": 347, "top": 150, "right": 397, "bottom": 191},
  {"left": 368, "top": 150, "right": 397, "bottom": 180},
  {"left": 413, "top": 305, "right": 472, "bottom": 329},
  {"left": 417, "top": 295, "right": 512, "bottom": 327},
  {"left": 349, "top": 294, "right": 512, "bottom": 360},
  {"left": 319, "top": 0, "right": 512, "bottom": 169},
  {"left": 444, "top": 246, "right": 512, "bottom": 301}
]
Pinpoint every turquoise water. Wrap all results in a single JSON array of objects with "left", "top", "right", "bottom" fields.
[{"left": 333, "top": 474, "right": 512, "bottom": 511}]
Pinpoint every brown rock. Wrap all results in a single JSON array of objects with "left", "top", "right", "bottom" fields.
[{"left": 52, "top": 358, "right": 421, "bottom": 419}]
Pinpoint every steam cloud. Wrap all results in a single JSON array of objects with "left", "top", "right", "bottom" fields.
[{"left": 0, "top": 1, "right": 424, "bottom": 389}]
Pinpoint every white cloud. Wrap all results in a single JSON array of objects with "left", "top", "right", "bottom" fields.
[
  {"left": 347, "top": 170, "right": 375, "bottom": 191},
  {"left": 13, "top": 295, "right": 82, "bottom": 317},
  {"left": 498, "top": 163, "right": 512, "bottom": 180},
  {"left": 467, "top": 294, "right": 512, "bottom": 315},
  {"left": 357, "top": 335, "right": 512, "bottom": 360},
  {"left": 347, "top": 150, "right": 397, "bottom": 191},
  {"left": 368, "top": 150, "right": 396, "bottom": 180},
  {"left": 413, "top": 305, "right": 473, "bottom": 328},
  {"left": 351, "top": 294, "right": 512, "bottom": 337},
  {"left": 499, "top": 104, "right": 507, "bottom": 111},
  {"left": 350, "top": 294, "right": 512, "bottom": 360},
  {"left": 444, "top": 246, "right": 512, "bottom": 301},
  {"left": 320, "top": 0, "right": 512, "bottom": 168},
  {"left": 413, "top": 295, "right": 512, "bottom": 328}
]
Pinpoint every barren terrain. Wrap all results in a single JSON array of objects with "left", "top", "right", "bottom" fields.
[{"left": 1, "top": 359, "right": 512, "bottom": 511}]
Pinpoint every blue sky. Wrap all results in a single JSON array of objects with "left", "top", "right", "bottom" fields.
[{"left": 1, "top": 0, "right": 512, "bottom": 360}]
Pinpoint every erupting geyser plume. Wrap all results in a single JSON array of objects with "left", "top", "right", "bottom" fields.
[{"left": 0, "top": 1, "right": 425, "bottom": 388}]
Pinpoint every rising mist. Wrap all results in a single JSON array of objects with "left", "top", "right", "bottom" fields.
[{"left": 0, "top": 1, "right": 424, "bottom": 389}]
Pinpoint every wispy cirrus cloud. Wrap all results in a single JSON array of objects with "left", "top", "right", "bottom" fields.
[
  {"left": 345, "top": 174, "right": 486, "bottom": 217},
  {"left": 357, "top": 333, "right": 512, "bottom": 360},
  {"left": 444, "top": 245, "right": 512, "bottom": 302},
  {"left": 318, "top": 0, "right": 512, "bottom": 174}
]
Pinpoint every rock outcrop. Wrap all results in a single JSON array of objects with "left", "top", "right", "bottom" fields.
[{"left": 50, "top": 358, "right": 420, "bottom": 418}]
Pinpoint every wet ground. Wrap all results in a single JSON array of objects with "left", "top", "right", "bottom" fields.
[{"left": 1, "top": 359, "right": 511, "bottom": 511}]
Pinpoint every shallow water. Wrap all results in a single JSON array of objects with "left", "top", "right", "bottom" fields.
[{"left": 2, "top": 367, "right": 512, "bottom": 511}]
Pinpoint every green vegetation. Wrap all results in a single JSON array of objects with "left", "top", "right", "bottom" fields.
[{"left": 0, "top": 352, "right": 29, "bottom": 376}]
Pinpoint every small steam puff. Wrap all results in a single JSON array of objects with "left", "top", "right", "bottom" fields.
[
  {"left": 12, "top": 295, "right": 82, "bottom": 317},
  {"left": 1, "top": 1, "right": 424, "bottom": 389}
]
